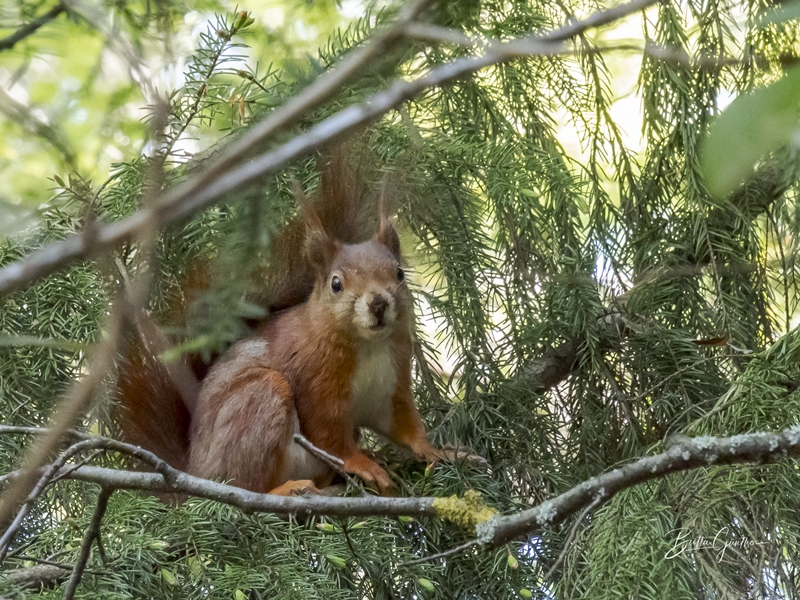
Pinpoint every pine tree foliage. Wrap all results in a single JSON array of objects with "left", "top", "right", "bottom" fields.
[{"left": 1, "top": 0, "right": 800, "bottom": 598}]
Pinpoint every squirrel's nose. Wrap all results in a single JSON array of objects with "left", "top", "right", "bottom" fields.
[{"left": 369, "top": 294, "right": 388, "bottom": 321}]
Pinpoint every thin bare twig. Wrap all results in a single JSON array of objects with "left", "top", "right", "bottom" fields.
[
  {"left": 65, "top": 0, "right": 157, "bottom": 103},
  {"left": 0, "top": 2, "right": 66, "bottom": 51},
  {"left": 402, "top": 539, "right": 478, "bottom": 566},
  {"left": 0, "top": 424, "right": 91, "bottom": 441},
  {"left": 542, "top": 496, "right": 602, "bottom": 581},
  {"left": 51, "top": 450, "right": 103, "bottom": 484},
  {"left": 0, "top": 439, "right": 100, "bottom": 561},
  {"left": 0, "top": 428, "right": 181, "bottom": 560},
  {"left": 604, "top": 40, "right": 746, "bottom": 68},
  {"left": 404, "top": 23, "right": 748, "bottom": 70},
  {"left": 403, "top": 22, "right": 477, "bottom": 47},
  {"left": 0, "top": 85, "right": 77, "bottom": 169},
  {"left": 0, "top": 0, "right": 659, "bottom": 298},
  {"left": 62, "top": 487, "right": 112, "bottom": 600},
  {"left": 293, "top": 433, "right": 365, "bottom": 494},
  {"left": 7, "top": 555, "right": 105, "bottom": 575},
  {"left": 0, "top": 425, "right": 182, "bottom": 485}
]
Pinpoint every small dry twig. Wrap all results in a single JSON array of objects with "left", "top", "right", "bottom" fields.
[
  {"left": 542, "top": 496, "right": 602, "bottom": 581},
  {"left": 293, "top": 433, "right": 365, "bottom": 495},
  {"left": 402, "top": 539, "right": 478, "bottom": 566},
  {"left": 62, "top": 487, "right": 112, "bottom": 600}
]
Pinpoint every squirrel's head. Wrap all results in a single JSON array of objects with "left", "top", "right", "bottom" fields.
[{"left": 299, "top": 187, "right": 409, "bottom": 340}]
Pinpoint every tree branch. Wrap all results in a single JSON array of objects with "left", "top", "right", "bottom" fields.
[
  {"left": 518, "top": 337, "right": 583, "bottom": 393},
  {"left": 1, "top": 439, "right": 114, "bottom": 560},
  {"left": 9, "top": 463, "right": 440, "bottom": 518},
  {"left": 0, "top": 0, "right": 660, "bottom": 298},
  {"left": 0, "top": 427, "right": 188, "bottom": 559},
  {"left": 402, "top": 539, "right": 478, "bottom": 566},
  {"left": 405, "top": 24, "right": 750, "bottom": 69},
  {"left": 542, "top": 495, "right": 601, "bottom": 581},
  {"left": 0, "top": 563, "right": 67, "bottom": 590},
  {"left": 0, "top": 2, "right": 66, "bottom": 52},
  {"left": 478, "top": 426, "right": 800, "bottom": 547},
  {"left": 0, "top": 424, "right": 92, "bottom": 441},
  {"left": 8, "top": 555, "right": 105, "bottom": 575},
  {"left": 1, "top": 426, "right": 798, "bottom": 554}
]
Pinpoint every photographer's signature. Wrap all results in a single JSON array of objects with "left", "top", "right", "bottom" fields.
[{"left": 665, "top": 527, "right": 767, "bottom": 562}]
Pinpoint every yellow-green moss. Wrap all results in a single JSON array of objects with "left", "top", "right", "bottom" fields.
[{"left": 432, "top": 490, "right": 498, "bottom": 531}]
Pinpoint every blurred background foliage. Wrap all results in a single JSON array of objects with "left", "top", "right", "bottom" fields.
[
  {"left": 1, "top": 0, "right": 800, "bottom": 597},
  {"left": 0, "top": 0, "right": 355, "bottom": 209}
]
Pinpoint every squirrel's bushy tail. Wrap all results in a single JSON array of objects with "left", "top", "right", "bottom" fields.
[{"left": 116, "top": 329, "right": 193, "bottom": 471}]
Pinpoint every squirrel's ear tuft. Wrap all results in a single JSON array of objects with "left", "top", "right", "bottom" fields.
[
  {"left": 293, "top": 179, "right": 338, "bottom": 272},
  {"left": 377, "top": 179, "right": 401, "bottom": 257},
  {"left": 305, "top": 229, "right": 338, "bottom": 274}
]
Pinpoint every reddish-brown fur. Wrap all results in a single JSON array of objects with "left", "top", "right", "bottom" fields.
[
  {"left": 116, "top": 171, "right": 445, "bottom": 495},
  {"left": 187, "top": 206, "right": 442, "bottom": 494}
]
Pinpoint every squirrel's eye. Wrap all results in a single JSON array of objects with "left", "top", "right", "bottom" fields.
[
  {"left": 396, "top": 266, "right": 405, "bottom": 282},
  {"left": 331, "top": 276, "right": 343, "bottom": 293}
]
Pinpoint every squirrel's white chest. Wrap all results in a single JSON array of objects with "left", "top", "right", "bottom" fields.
[{"left": 350, "top": 342, "right": 396, "bottom": 435}]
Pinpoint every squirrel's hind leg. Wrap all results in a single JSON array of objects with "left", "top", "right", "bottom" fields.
[
  {"left": 268, "top": 479, "right": 320, "bottom": 496},
  {"left": 189, "top": 367, "right": 300, "bottom": 493}
]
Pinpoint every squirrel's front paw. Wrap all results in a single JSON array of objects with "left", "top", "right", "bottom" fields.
[{"left": 344, "top": 454, "right": 396, "bottom": 495}]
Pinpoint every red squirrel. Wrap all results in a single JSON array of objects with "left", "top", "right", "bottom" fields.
[{"left": 116, "top": 163, "right": 450, "bottom": 495}]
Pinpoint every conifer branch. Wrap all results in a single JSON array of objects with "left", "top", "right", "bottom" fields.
[
  {"left": 0, "top": 0, "right": 660, "bottom": 298},
  {"left": 0, "top": 427, "right": 184, "bottom": 559},
  {"left": 479, "top": 427, "right": 800, "bottom": 547},
  {"left": 519, "top": 337, "right": 583, "bottom": 392},
  {"left": 0, "top": 310, "right": 123, "bottom": 531},
  {"left": 0, "top": 439, "right": 98, "bottom": 561},
  {"left": 0, "top": 434, "right": 172, "bottom": 561}
]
